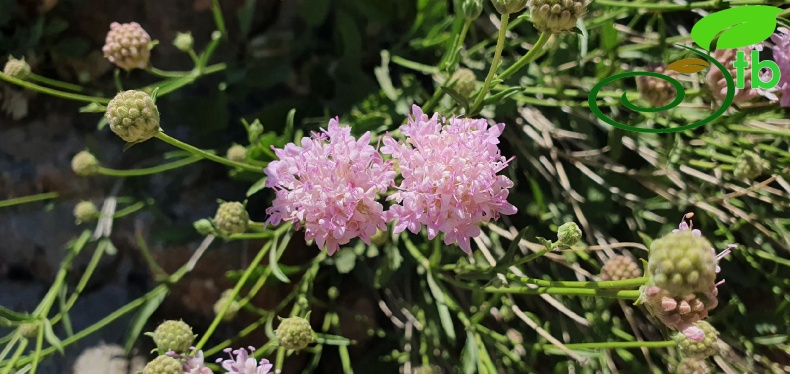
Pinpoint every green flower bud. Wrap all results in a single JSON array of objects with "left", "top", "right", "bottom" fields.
[
  {"left": 455, "top": 0, "right": 484, "bottom": 21},
  {"left": 213, "top": 290, "right": 241, "bottom": 321},
  {"left": 450, "top": 68, "right": 477, "bottom": 98},
  {"left": 105, "top": 90, "right": 160, "bottom": 143},
  {"left": 71, "top": 150, "right": 100, "bottom": 176},
  {"left": 556, "top": 222, "right": 582, "bottom": 246},
  {"left": 600, "top": 255, "right": 642, "bottom": 282},
  {"left": 491, "top": 0, "right": 528, "bottom": 14},
  {"left": 327, "top": 286, "right": 339, "bottom": 300},
  {"left": 733, "top": 151, "right": 767, "bottom": 179},
  {"left": 4, "top": 57, "right": 31, "bottom": 80},
  {"left": 528, "top": 0, "right": 588, "bottom": 34},
  {"left": 147, "top": 320, "right": 196, "bottom": 354},
  {"left": 275, "top": 316, "right": 315, "bottom": 351},
  {"left": 648, "top": 231, "right": 717, "bottom": 296},
  {"left": 674, "top": 321, "right": 719, "bottom": 359},
  {"left": 143, "top": 355, "right": 182, "bottom": 374},
  {"left": 213, "top": 201, "right": 249, "bottom": 235},
  {"left": 74, "top": 201, "right": 100, "bottom": 224},
  {"left": 226, "top": 144, "right": 247, "bottom": 162},
  {"left": 247, "top": 119, "right": 264, "bottom": 143},
  {"left": 675, "top": 357, "right": 710, "bottom": 374},
  {"left": 18, "top": 321, "right": 39, "bottom": 339},
  {"left": 103, "top": 22, "right": 152, "bottom": 71},
  {"left": 193, "top": 218, "right": 216, "bottom": 236},
  {"left": 173, "top": 32, "right": 194, "bottom": 52}
]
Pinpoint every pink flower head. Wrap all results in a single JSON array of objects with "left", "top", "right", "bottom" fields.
[
  {"left": 769, "top": 27, "right": 790, "bottom": 106},
  {"left": 381, "top": 105, "right": 517, "bottom": 254},
  {"left": 216, "top": 346, "right": 277, "bottom": 374},
  {"left": 265, "top": 118, "right": 395, "bottom": 255},
  {"left": 166, "top": 347, "right": 214, "bottom": 374}
]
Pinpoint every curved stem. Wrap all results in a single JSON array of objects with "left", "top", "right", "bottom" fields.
[
  {"left": 537, "top": 340, "right": 675, "bottom": 350},
  {"left": 483, "top": 285, "right": 641, "bottom": 299},
  {"left": 145, "top": 66, "right": 191, "bottom": 79},
  {"left": 498, "top": 32, "right": 551, "bottom": 81},
  {"left": 96, "top": 155, "right": 202, "bottom": 177},
  {"left": 0, "top": 192, "right": 59, "bottom": 209},
  {"left": 154, "top": 132, "right": 262, "bottom": 173},
  {"left": 0, "top": 72, "right": 110, "bottom": 104},
  {"left": 506, "top": 274, "right": 649, "bottom": 289},
  {"left": 27, "top": 73, "right": 83, "bottom": 92},
  {"left": 469, "top": 12, "right": 510, "bottom": 114}
]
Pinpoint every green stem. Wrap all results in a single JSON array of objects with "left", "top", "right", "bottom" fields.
[
  {"left": 0, "top": 72, "right": 110, "bottom": 104},
  {"left": 210, "top": 0, "right": 227, "bottom": 36},
  {"left": 0, "top": 338, "right": 28, "bottom": 374},
  {"left": 27, "top": 73, "right": 83, "bottom": 92},
  {"left": 155, "top": 132, "right": 262, "bottom": 173},
  {"left": 0, "top": 192, "right": 59, "bottom": 209},
  {"left": 113, "top": 202, "right": 147, "bottom": 219},
  {"left": 483, "top": 285, "right": 641, "bottom": 299},
  {"left": 145, "top": 66, "right": 191, "bottom": 79},
  {"left": 506, "top": 274, "right": 649, "bottom": 289},
  {"left": 498, "top": 32, "right": 551, "bottom": 81},
  {"left": 538, "top": 340, "right": 675, "bottom": 350},
  {"left": 594, "top": 0, "right": 771, "bottom": 11},
  {"left": 727, "top": 124, "right": 790, "bottom": 137},
  {"left": 469, "top": 12, "right": 510, "bottom": 114},
  {"left": 96, "top": 155, "right": 202, "bottom": 177},
  {"left": 30, "top": 325, "right": 44, "bottom": 374}
]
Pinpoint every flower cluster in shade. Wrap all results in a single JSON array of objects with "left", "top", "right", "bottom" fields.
[
  {"left": 166, "top": 346, "right": 280, "bottom": 374},
  {"left": 265, "top": 105, "right": 517, "bottom": 255}
]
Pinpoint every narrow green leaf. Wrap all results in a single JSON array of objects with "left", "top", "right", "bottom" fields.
[
  {"left": 269, "top": 235, "right": 291, "bottom": 284},
  {"left": 246, "top": 177, "right": 269, "bottom": 197},
  {"left": 124, "top": 289, "right": 168, "bottom": 353},
  {"left": 426, "top": 272, "right": 456, "bottom": 342},
  {"left": 42, "top": 319, "right": 63, "bottom": 355},
  {"left": 0, "top": 306, "right": 29, "bottom": 325},
  {"left": 497, "top": 226, "right": 532, "bottom": 267}
]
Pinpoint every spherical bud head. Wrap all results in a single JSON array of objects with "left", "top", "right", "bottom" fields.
[
  {"left": 276, "top": 316, "right": 315, "bottom": 350},
  {"left": 74, "top": 201, "right": 100, "bottom": 224},
  {"left": 18, "top": 322, "right": 39, "bottom": 339},
  {"left": 4, "top": 57, "right": 31, "bottom": 80},
  {"left": 105, "top": 90, "right": 160, "bottom": 143},
  {"left": 327, "top": 286, "right": 339, "bottom": 300},
  {"left": 103, "top": 22, "right": 152, "bottom": 71},
  {"left": 450, "top": 68, "right": 477, "bottom": 98},
  {"left": 733, "top": 151, "right": 767, "bottom": 179},
  {"left": 150, "top": 320, "right": 196, "bottom": 354},
  {"left": 528, "top": 0, "right": 588, "bottom": 34},
  {"left": 491, "top": 0, "right": 528, "bottom": 14},
  {"left": 556, "top": 222, "right": 582, "bottom": 246},
  {"left": 247, "top": 119, "right": 264, "bottom": 142},
  {"left": 213, "top": 290, "right": 241, "bottom": 321},
  {"left": 600, "top": 255, "right": 642, "bottom": 281},
  {"left": 226, "top": 144, "right": 247, "bottom": 162},
  {"left": 675, "top": 358, "right": 710, "bottom": 374},
  {"left": 648, "top": 230, "right": 717, "bottom": 296},
  {"left": 71, "top": 150, "right": 100, "bottom": 176},
  {"left": 213, "top": 202, "right": 249, "bottom": 235},
  {"left": 173, "top": 32, "right": 194, "bottom": 52},
  {"left": 674, "top": 321, "right": 719, "bottom": 359},
  {"left": 193, "top": 219, "right": 215, "bottom": 236},
  {"left": 143, "top": 355, "right": 183, "bottom": 374},
  {"left": 455, "top": 0, "right": 484, "bottom": 21},
  {"left": 637, "top": 65, "right": 678, "bottom": 108}
]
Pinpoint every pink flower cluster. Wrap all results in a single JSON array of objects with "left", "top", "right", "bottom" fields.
[
  {"left": 265, "top": 105, "right": 517, "bottom": 255},
  {"left": 167, "top": 346, "right": 279, "bottom": 374}
]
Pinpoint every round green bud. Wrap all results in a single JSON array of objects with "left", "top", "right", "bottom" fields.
[
  {"left": 74, "top": 201, "right": 100, "bottom": 224},
  {"left": 173, "top": 32, "right": 194, "bottom": 52},
  {"left": 105, "top": 90, "right": 161, "bottom": 143},
  {"left": 143, "top": 355, "right": 182, "bottom": 374},
  {"left": 213, "top": 290, "right": 241, "bottom": 321},
  {"left": 327, "top": 286, "right": 339, "bottom": 300},
  {"left": 4, "top": 57, "right": 31, "bottom": 80},
  {"left": 675, "top": 357, "right": 710, "bottom": 374},
  {"left": 149, "top": 320, "right": 196, "bottom": 354},
  {"left": 193, "top": 218, "right": 216, "bottom": 236},
  {"left": 71, "top": 150, "right": 100, "bottom": 176},
  {"left": 556, "top": 222, "right": 582, "bottom": 246},
  {"left": 491, "top": 0, "right": 528, "bottom": 14},
  {"left": 275, "top": 316, "right": 315, "bottom": 351},
  {"left": 18, "top": 322, "right": 39, "bottom": 339},
  {"left": 450, "top": 68, "right": 477, "bottom": 98},
  {"left": 528, "top": 0, "right": 588, "bottom": 34},
  {"left": 455, "top": 0, "right": 484, "bottom": 21},
  {"left": 674, "top": 321, "right": 719, "bottom": 359},
  {"left": 226, "top": 144, "right": 247, "bottom": 162},
  {"left": 733, "top": 151, "right": 767, "bottom": 180},
  {"left": 648, "top": 230, "right": 717, "bottom": 296},
  {"left": 213, "top": 201, "right": 249, "bottom": 235},
  {"left": 247, "top": 119, "right": 264, "bottom": 142}
]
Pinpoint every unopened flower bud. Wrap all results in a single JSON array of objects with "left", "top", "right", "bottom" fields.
[
  {"left": 4, "top": 57, "right": 31, "bottom": 80},
  {"left": 674, "top": 321, "right": 718, "bottom": 359},
  {"left": 173, "top": 32, "right": 194, "bottom": 52},
  {"left": 675, "top": 357, "right": 710, "bottom": 374},
  {"left": 193, "top": 219, "right": 216, "bottom": 236},
  {"left": 491, "top": 0, "right": 528, "bottom": 14},
  {"left": 18, "top": 322, "right": 39, "bottom": 338},
  {"left": 71, "top": 150, "right": 100, "bottom": 176},
  {"left": 143, "top": 355, "right": 182, "bottom": 374},
  {"left": 600, "top": 255, "right": 642, "bottom": 281},
  {"left": 637, "top": 65, "right": 678, "bottom": 108},
  {"left": 213, "top": 201, "right": 249, "bottom": 235},
  {"left": 147, "top": 320, "right": 196, "bottom": 354},
  {"left": 226, "top": 144, "right": 247, "bottom": 162},
  {"left": 556, "top": 222, "right": 582, "bottom": 246},
  {"left": 528, "top": 0, "right": 588, "bottom": 34},
  {"left": 327, "top": 286, "right": 339, "bottom": 300},
  {"left": 276, "top": 316, "right": 315, "bottom": 350},
  {"left": 105, "top": 90, "right": 160, "bottom": 143},
  {"left": 733, "top": 151, "right": 767, "bottom": 179},
  {"left": 455, "top": 0, "right": 484, "bottom": 21},
  {"left": 213, "top": 290, "right": 241, "bottom": 321},
  {"left": 648, "top": 231, "right": 717, "bottom": 296},
  {"left": 102, "top": 22, "right": 152, "bottom": 71},
  {"left": 247, "top": 119, "right": 264, "bottom": 143},
  {"left": 450, "top": 68, "right": 477, "bottom": 98},
  {"left": 74, "top": 201, "right": 100, "bottom": 224}
]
